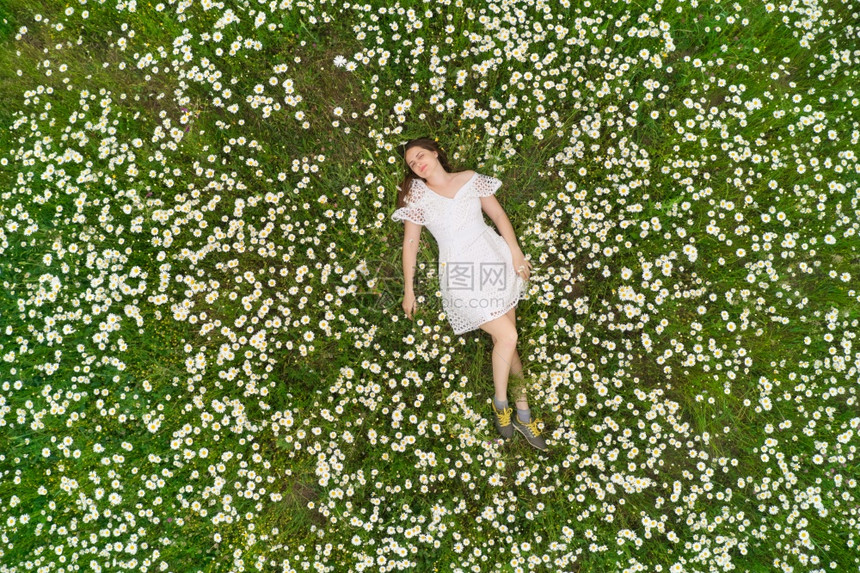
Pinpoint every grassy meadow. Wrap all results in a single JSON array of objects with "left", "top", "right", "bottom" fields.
[{"left": 0, "top": 0, "right": 858, "bottom": 571}]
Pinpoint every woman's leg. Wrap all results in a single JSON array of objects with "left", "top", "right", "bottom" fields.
[
  {"left": 498, "top": 307, "right": 524, "bottom": 376},
  {"left": 503, "top": 306, "right": 529, "bottom": 412},
  {"left": 479, "top": 307, "right": 528, "bottom": 410},
  {"left": 479, "top": 312, "right": 519, "bottom": 405},
  {"left": 482, "top": 306, "right": 546, "bottom": 450}
]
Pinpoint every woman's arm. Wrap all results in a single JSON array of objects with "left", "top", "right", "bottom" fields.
[
  {"left": 481, "top": 195, "right": 533, "bottom": 281},
  {"left": 480, "top": 196, "right": 522, "bottom": 256},
  {"left": 402, "top": 220, "right": 423, "bottom": 292}
]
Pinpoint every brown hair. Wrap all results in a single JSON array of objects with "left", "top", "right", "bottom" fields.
[{"left": 395, "top": 137, "right": 455, "bottom": 208}]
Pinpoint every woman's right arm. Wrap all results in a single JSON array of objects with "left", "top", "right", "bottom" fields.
[
  {"left": 401, "top": 220, "right": 422, "bottom": 318},
  {"left": 402, "top": 220, "right": 422, "bottom": 292}
]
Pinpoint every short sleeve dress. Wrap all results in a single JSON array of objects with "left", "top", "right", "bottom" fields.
[{"left": 391, "top": 172, "right": 528, "bottom": 335}]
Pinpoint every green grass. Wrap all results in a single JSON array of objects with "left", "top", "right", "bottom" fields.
[{"left": 1, "top": 0, "right": 859, "bottom": 571}]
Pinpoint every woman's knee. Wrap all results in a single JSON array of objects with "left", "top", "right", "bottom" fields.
[
  {"left": 493, "top": 326, "right": 518, "bottom": 347},
  {"left": 480, "top": 314, "right": 518, "bottom": 346}
]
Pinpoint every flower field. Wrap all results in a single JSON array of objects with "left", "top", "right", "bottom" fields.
[{"left": 0, "top": 0, "right": 858, "bottom": 571}]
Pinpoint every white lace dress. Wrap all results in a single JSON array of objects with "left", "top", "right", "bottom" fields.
[{"left": 391, "top": 172, "right": 528, "bottom": 335}]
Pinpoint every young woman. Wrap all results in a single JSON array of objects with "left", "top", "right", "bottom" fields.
[{"left": 390, "top": 137, "right": 547, "bottom": 451}]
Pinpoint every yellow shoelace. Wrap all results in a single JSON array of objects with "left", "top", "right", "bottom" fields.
[
  {"left": 520, "top": 417, "right": 543, "bottom": 436},
  {"left": 495, "top": 406, "right": 512, "bottom": 426}
]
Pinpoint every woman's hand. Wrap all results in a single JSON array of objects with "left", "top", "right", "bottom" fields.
[
  {"left": 402, "top": 290, "right": 417, "bottom": 319},
  {"left": 512, "top": 249, "right": 533, "bottom": 282}
]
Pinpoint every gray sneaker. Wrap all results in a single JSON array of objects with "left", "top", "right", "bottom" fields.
[
  {"left": 512, "top": 413, "right": 548, "bottom": 451},
  {"left": 491, "top": 402, "right": 514, "bottom": 440}
]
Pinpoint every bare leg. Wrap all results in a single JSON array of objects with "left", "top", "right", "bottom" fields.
[
  {"left": 503, "top": 306, "right": 529, "bottom": 411},
  {"left": 479, "top": 307, "right": 529, "bottom": 411}
]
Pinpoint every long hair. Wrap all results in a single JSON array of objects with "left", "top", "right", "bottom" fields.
[{"left": 395, "top": 137, "right": 455, "bottom": 209}]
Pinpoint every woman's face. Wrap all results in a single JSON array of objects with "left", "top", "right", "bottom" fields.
[{"left": 405, "top": 146, "right": 437, "bottom": 177}]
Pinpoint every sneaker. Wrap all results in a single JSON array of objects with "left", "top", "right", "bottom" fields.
[
  {"left": 491, "top": 402, "right": 514, "bottom": 440},
  {"left": 512, "top": 413, "right": 547, "bottom": 451}
]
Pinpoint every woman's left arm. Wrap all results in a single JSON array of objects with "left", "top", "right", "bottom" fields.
[{"left": 481, "top": 196, "right": 533, "bottom": 280}]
